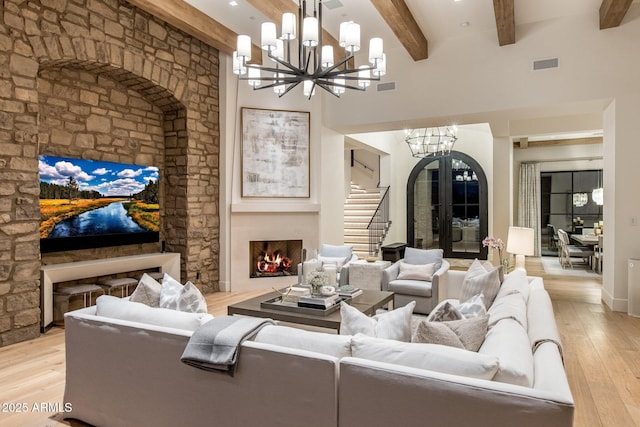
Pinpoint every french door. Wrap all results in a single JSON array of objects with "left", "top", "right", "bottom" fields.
[{"left": 407, "top": 152, "right": 488, "bottom": 259}]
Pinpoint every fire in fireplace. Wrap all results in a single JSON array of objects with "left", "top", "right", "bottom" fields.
[{"left": 250, "top": 240, "right": 302, "bottom": 278}]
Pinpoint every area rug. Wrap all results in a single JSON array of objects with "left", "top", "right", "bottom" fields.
[{"left": 541, "top": 256, "right": 601, "bottom": 278}]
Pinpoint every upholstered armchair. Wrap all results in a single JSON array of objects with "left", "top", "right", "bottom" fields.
[
  {"left": 381, "top": 247, "right": 450, "bottom": 315},
  {"left": 297, "top": 244, "right": 358, "bottom": 287}
]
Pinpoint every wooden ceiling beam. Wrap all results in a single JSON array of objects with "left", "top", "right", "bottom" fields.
[
  {"left": 492, "top": 0, "right": 515, "bottom": 46},
  {"left": 245, "top": 0, "right": 346, "bottom": 67},
  {"left": 126, "top": 0, "right": 262, "bottom": 63},
  {"left": 600, "top": 0, "right": 633, "bottom": 29},
  {"left": 370, "top": 0, "right": 428, "bottom": 61}
]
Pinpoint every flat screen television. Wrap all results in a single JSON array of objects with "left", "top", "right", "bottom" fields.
[{"left": 39, "top": 155, "right": 160, "bottom": 253}]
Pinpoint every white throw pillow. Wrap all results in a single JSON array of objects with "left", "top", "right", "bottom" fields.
[
  {"left": 478, "top": 318, "right": 534, "bottom": 387},
  {"left": 95, "top": 295, "right": 213, "bottom": 331},
  {"left": 129, "top": 273, "right": 162, "bottom": 307},
  {"left": 396, "top": 262, "right": 435, "bottom": 281},
  {"left": 160, "top": 274, "right": 208, "bottom": 314},
  {"left": 339, "top": 301, "right": 416, "bottom": 342},
  {"left": 457, "top": 293, "right": 487, "bottom": 319},
  {"left": 460, "top": 259, "right": 501, "bottom": 309},
  {"left": 351, "top": 334, "right": 499, "bottom": 381},
  {"left": 254, "top": 325, "right": 352, "bottom": 358}
]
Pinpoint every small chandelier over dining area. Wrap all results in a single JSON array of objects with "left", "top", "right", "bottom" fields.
[
  {"left": 233, "top": 0, "right": 386, "bottom": 98},
  {"left": 405, "top": 126, "right": 458, "bottom": 158},
  {"left": 573, "top": 193, "right": 588, "bottom": 207}
]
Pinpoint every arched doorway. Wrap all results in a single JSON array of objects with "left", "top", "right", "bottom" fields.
[{"left": 407, "top": 152, "right": 488, "bottom": 259}]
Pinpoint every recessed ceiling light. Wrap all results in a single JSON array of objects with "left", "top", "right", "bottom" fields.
[
  {"left": 460, "top": 21, "right": 470, "bottom": 27},
  {"left": 229, "top": 1, "right": 238, "bottom": 6}
]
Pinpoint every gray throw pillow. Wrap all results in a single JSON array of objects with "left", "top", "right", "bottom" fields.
[
  {"left": 396, "top": 261, "right": 435, "bottom": 281},
  {"left": 129, "top": 273, "right": 162, "bottom": 307},
  {"left": 412, "top": 315, "right": 489, "bottom": 352},
  {"left": 461, "top": 259, "right": 501, "bottom": 308},
  {"left": 426, "top": 301, "right": 463, "bottom": 322},
  {"left": 481, "top": 261, "right": 504, "bottom": 283}
]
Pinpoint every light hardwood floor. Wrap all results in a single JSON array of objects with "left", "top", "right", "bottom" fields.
[{"left": 1, "top": 258, "right": 638, "bottom": 427}]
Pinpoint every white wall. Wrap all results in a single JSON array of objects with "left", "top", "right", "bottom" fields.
[
  {"left": 320, "top": 126, "right": 346, "bottom": 245},
  {"left": 350, "top": 149, "right": 380, "bottom": 189}
]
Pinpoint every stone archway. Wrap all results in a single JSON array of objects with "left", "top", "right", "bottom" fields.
[{"left": 1, "top": 0, "right": 220, "bottom": 346}]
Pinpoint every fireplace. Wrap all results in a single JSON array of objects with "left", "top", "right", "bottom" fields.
[{"left": 250, "top": 240, "right": 303, "bottom": 278}]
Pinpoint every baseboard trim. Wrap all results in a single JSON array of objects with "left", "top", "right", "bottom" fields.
[{"left": 601, "top": 287, "right": 628, "bottom": 312}]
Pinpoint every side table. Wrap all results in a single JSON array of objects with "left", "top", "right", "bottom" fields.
[{"left": 349, "top": 260, "right": 392, "bottom": 291}]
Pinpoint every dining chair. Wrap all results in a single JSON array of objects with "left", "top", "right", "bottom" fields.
[
  {"left": 557, "top": 229, "right": 593, "bottom": 269},
  {"left": 547, "top": 224, "right": 559, "bottom": 250},
  {"left": 593, "top": 235, "right": 604, "bottom": 274}
]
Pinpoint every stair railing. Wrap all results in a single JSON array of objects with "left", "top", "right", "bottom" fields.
[{"left": 367, "top": 186, "right": 390, "bottom": 256}]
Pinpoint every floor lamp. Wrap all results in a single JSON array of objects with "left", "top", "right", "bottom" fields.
[{"left": 507, "top": 226, "right": 535, "bottom": 271}]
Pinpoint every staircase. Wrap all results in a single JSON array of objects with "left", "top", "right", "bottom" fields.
[{"left": 344, "top": 183, "right": 391, "bottom": 259}]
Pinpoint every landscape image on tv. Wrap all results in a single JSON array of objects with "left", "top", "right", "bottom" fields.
[{"left": 39, "top": 155, "right": 160, "bottom": 252}]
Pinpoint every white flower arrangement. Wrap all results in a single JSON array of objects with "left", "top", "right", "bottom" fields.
[
  {"left": 306, "top": 271, "right": 328, "bottom": 295},
  {"left": 306, "top": 271, "right": 328, "bottom": 286}
]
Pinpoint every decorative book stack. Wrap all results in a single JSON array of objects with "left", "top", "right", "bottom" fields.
[
  {"left": 298, "top": 294, "right": 341, "bottom": 310},
  {"left": 337, "top": 287, "right": 363, "bottom": 299}
]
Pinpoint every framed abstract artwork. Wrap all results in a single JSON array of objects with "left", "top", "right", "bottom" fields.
[{"left": 241, "top": 107, "right": 310, "bottom": 198}]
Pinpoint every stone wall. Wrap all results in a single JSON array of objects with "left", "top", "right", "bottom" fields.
[
  {"left": 38, "top": 68, "right": 167, "bottom": 264},
  {"left": 0, "top": 0, "right": 220, "bottom": 346}
]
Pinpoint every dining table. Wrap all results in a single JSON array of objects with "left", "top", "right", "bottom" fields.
[
  {"left": 571, "top": 233, "right": 602, "bottom": 273},
  {"left": 571, "top": 233, "right": 600, "bottom": 247}
]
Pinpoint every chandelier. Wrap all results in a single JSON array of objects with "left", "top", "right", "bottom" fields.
[
  {"left": 573, "top": 193, "right": 588, "bottom": 207},
  {"left": 592, "top": 170, "right": 603, "bottom": 205},
  {"left": 405, "top": 127, "right": 458, "bottom": 158},
  {"left": 233, "top": 0, "right": 386, "bottom": 98},
  {"left": 592, "top": 188, "right": 603, "bottom": 205}
]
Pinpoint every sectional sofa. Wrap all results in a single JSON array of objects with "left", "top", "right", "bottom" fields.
[{"left": 62, "top": 269, "right": 573, "bottom": 427}]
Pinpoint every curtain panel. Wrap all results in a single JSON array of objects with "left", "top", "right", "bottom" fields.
[{"left": 518, "top": 163, "right": 541, "bottom": 256}]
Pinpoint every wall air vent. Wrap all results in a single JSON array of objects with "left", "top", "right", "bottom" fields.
[
  {"left": 323, "top": 0, "right": 343, "bottom": 10},
  {"left": 377, "top": 82, "right": 396, "bottom": 92},
  {"left": 533, "top": 58, "right": 559, "bottom": 71}
]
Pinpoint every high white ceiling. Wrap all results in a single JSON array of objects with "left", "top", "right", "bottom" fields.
[
  {"left": 181, "top": 0, "right": 638, "bottom": 140},
  {"left": 184, "top": 0, "right": 633, "bottom": 61}
]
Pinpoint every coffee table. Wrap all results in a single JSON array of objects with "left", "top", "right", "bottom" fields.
[{"left": 227, "top": 289, "right": 394, "bottom": 331}]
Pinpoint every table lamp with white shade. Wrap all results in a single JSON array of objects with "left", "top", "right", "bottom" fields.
[{"left": 507, "top": 226, "right": 535, "bottom": 271}]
